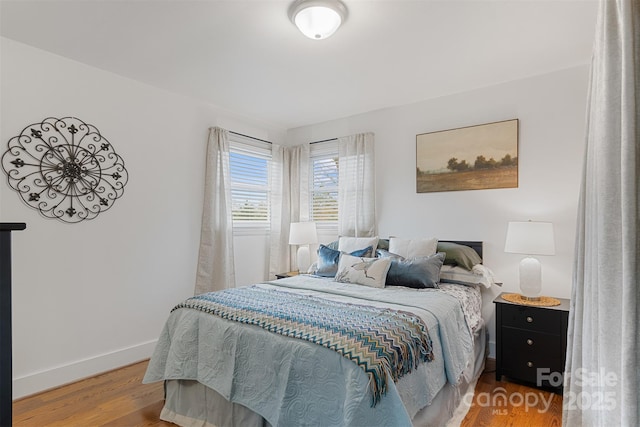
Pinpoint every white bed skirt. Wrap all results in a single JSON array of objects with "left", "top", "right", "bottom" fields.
[{"left": 158, "top": 324, "right": 486, "bottom": 427}]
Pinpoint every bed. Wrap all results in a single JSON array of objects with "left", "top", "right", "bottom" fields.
[{"left": 143, "top": 240, "right": 490, "bottom": 427}]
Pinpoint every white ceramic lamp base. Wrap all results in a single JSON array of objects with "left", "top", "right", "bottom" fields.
[
  {"left": 296, "top": 245, "right": 311, "bottom": 273},
  {"left": 519, "top": 256, "right": 542, "bottom": 300}
]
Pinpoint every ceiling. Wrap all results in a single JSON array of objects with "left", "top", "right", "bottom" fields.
[{"left": 1, "top": 0, "right": 598, "bottom": 129}]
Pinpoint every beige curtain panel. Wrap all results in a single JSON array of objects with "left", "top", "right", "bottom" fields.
[
  {"left": 564, "top": 1, "right": 639, "bottom": 426},
  {"left": 194, "top": 127, "right": 236, "bottom": 295}
]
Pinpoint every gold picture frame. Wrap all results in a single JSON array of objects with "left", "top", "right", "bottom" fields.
[{"left": 416, "top": 119, "right": 519, "bottom": 193}]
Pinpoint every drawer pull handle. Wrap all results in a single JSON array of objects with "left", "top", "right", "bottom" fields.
[
  {"left": 527, "top": 361, "right": 534, "bottom": 368},
  {"left": 527, "top": 339, "right": 534, "bottom": 346},
  {"left": 526, "top": 316, "right": 534, "bottom": 323}
]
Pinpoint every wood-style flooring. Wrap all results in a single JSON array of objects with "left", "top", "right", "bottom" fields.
[
  {"left": 12, "top": 361, "right": 171, "bottom": 427},
  {"left": 13, "top": 360, "right": 562, "bottom": 426},
  {"left": 461, "top": 367, "right": 563, "bottom": 427}
]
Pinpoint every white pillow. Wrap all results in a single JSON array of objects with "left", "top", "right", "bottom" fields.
[
  {"left": 338, "top": 236, "right": 379, "bottom": 254},
  {"left": 389, "top": 237, "right": 437, "bottom": 259},
  {"left": 439, "top": 264, "right": 502, "bottom": 289},
  {"left": 335, "top": 254, "right": 391, "bottom": 288}
]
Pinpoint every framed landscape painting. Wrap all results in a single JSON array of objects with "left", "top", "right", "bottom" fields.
[{"left": 416, "top": 119, "right": 519, "bottom": 193}]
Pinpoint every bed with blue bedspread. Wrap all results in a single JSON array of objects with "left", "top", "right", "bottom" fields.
[{"left": 143, "top": 267, "right": 486, "bottom": 427}]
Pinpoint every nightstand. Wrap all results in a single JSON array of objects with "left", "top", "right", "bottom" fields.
[
  {"left": 275, "top": 271, "right": 300, "bottom": 279},
  {"left": 494, "top": 292, "right": 570, "bottom": 393}
]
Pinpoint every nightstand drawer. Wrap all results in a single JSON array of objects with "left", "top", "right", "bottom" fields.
[
  {"left": 500, "top": 303, "right": 563, "bottom": 334},
  {"left": 502, "top": 328, "right": 564, "bottom": 369},
  {"left": 501, "top": 328, "right": 564, "bottom": 370}
]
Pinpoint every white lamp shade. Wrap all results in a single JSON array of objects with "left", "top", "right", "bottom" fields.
[
  {"left": 289, "top": 0, "right": 347, "bottom": 40},
  {"left": 289, "top": 222, "right": 318, "bottom": 245},
  {"left": 504, "top": 221, "right": 555, "bottom": 256}
]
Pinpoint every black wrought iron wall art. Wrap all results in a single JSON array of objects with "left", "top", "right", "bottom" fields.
[{"left": 1, "top": 117, "right": 128, "bottom": 223}]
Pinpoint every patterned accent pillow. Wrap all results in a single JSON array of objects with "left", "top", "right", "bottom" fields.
[
  {"left": 315, "top": 245, "right": 373, "bottom": 277},
  {"left": 335, "top": 254, "right": 391, "bottom": 288}
]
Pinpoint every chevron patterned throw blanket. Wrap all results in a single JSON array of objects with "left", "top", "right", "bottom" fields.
[{"left": 173, "top": 286, "right": 434, "bottom": 405}]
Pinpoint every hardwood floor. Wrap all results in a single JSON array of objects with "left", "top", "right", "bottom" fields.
[
  {"left": 12, "top": 361, "right": 171, "bottom": 427},
  {"left": 13, "top": 360, "right": 563, "bottom": 426},
  {"left": 461, "top": 371, "right": 563, "bottom": 427}
]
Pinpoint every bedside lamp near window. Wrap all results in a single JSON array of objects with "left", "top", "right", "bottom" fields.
[
  {"left": 504, "top": 221, "right": 555, "bottom": 301},
  {"left": 289, "top": 222, "right": 318, "bottom": 273}
]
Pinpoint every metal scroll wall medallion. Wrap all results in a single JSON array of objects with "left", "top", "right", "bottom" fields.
[{"left": 1, "top": 117, "right": 128, "bottom": 223}]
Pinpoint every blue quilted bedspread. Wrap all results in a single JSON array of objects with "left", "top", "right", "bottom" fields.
[
  {"left": 144, "top": 276, "right": 473, "bottom": 427},
  {"left": 174, "top": 286, "right": 434, "bottom": 405}
]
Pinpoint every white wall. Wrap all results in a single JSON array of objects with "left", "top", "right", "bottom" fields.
[
  {"left": 1, "top": 35, "right": 589, "bottom": 397},
  {"left": 0, "top": 38, "right": 283, "bottom": 398},
  {"left": 287, "top": 65, "right": 589, "bottom": 356}
]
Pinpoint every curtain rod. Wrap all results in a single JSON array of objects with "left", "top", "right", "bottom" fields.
[
  {"left": 310, "top": 137, "right": 338, "bottom": 144},
  {"left": 229, "top": 131, "right": 273, "bottom": 145},
  {"left": 229, "top": 131, "right": 337, "bottom": 146}
]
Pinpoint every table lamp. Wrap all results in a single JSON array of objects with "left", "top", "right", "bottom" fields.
[
  {"left": 504, "top": 221, "right": 555, "bottom": 301},
  {"left": 289, "top": 222, "right": 318, "bottom": 273}
]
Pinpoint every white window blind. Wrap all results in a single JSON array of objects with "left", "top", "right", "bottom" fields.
[
  {"left": 310, "top": 140, "right": 339, "bottom": 228},
  {"left": 229, "top": 135, "right": 271, "bottom": 229}
]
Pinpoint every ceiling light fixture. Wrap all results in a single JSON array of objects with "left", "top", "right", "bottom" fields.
[{"left": 288, "top": 0, "right": 348, "bottom": 40}]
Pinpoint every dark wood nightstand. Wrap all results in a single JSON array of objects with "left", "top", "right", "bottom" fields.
[
  {"left": 275, "top": 271, "right": 300, "bottom": 279},
  {"left": 494, "top": 292, "right": 570, "bottom": 393}
]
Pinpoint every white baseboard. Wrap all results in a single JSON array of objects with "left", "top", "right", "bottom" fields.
[{"left": 12, "top": 339, "right": 158, "bottom": 400}]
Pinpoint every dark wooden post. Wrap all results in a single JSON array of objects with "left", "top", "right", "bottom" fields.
[{"left": 0, "top": 223, "right": 26, "bottom": 427}]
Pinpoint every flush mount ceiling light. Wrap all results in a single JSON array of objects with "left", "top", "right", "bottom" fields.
[{"left": 288, "top": 0, "right": 348, "bottom": 40}]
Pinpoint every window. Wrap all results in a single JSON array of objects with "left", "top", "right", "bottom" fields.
[
  {"left": 229, "top": 135, "right": 271, "bottom": 230},
  {"left": 309, "top": 140, "right": 339, "bottom": 228}
]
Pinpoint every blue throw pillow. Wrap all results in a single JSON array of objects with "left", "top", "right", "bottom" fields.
[
  {"left": 380, "top": 251, "right": 446, "bottom": 289},
  {"left": 315, "top": 244, "right": 373, "bottom": 277}
]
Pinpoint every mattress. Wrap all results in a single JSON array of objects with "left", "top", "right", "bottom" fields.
[{"left": 144, "top": 275, "right": 485, "bottom": 427}]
